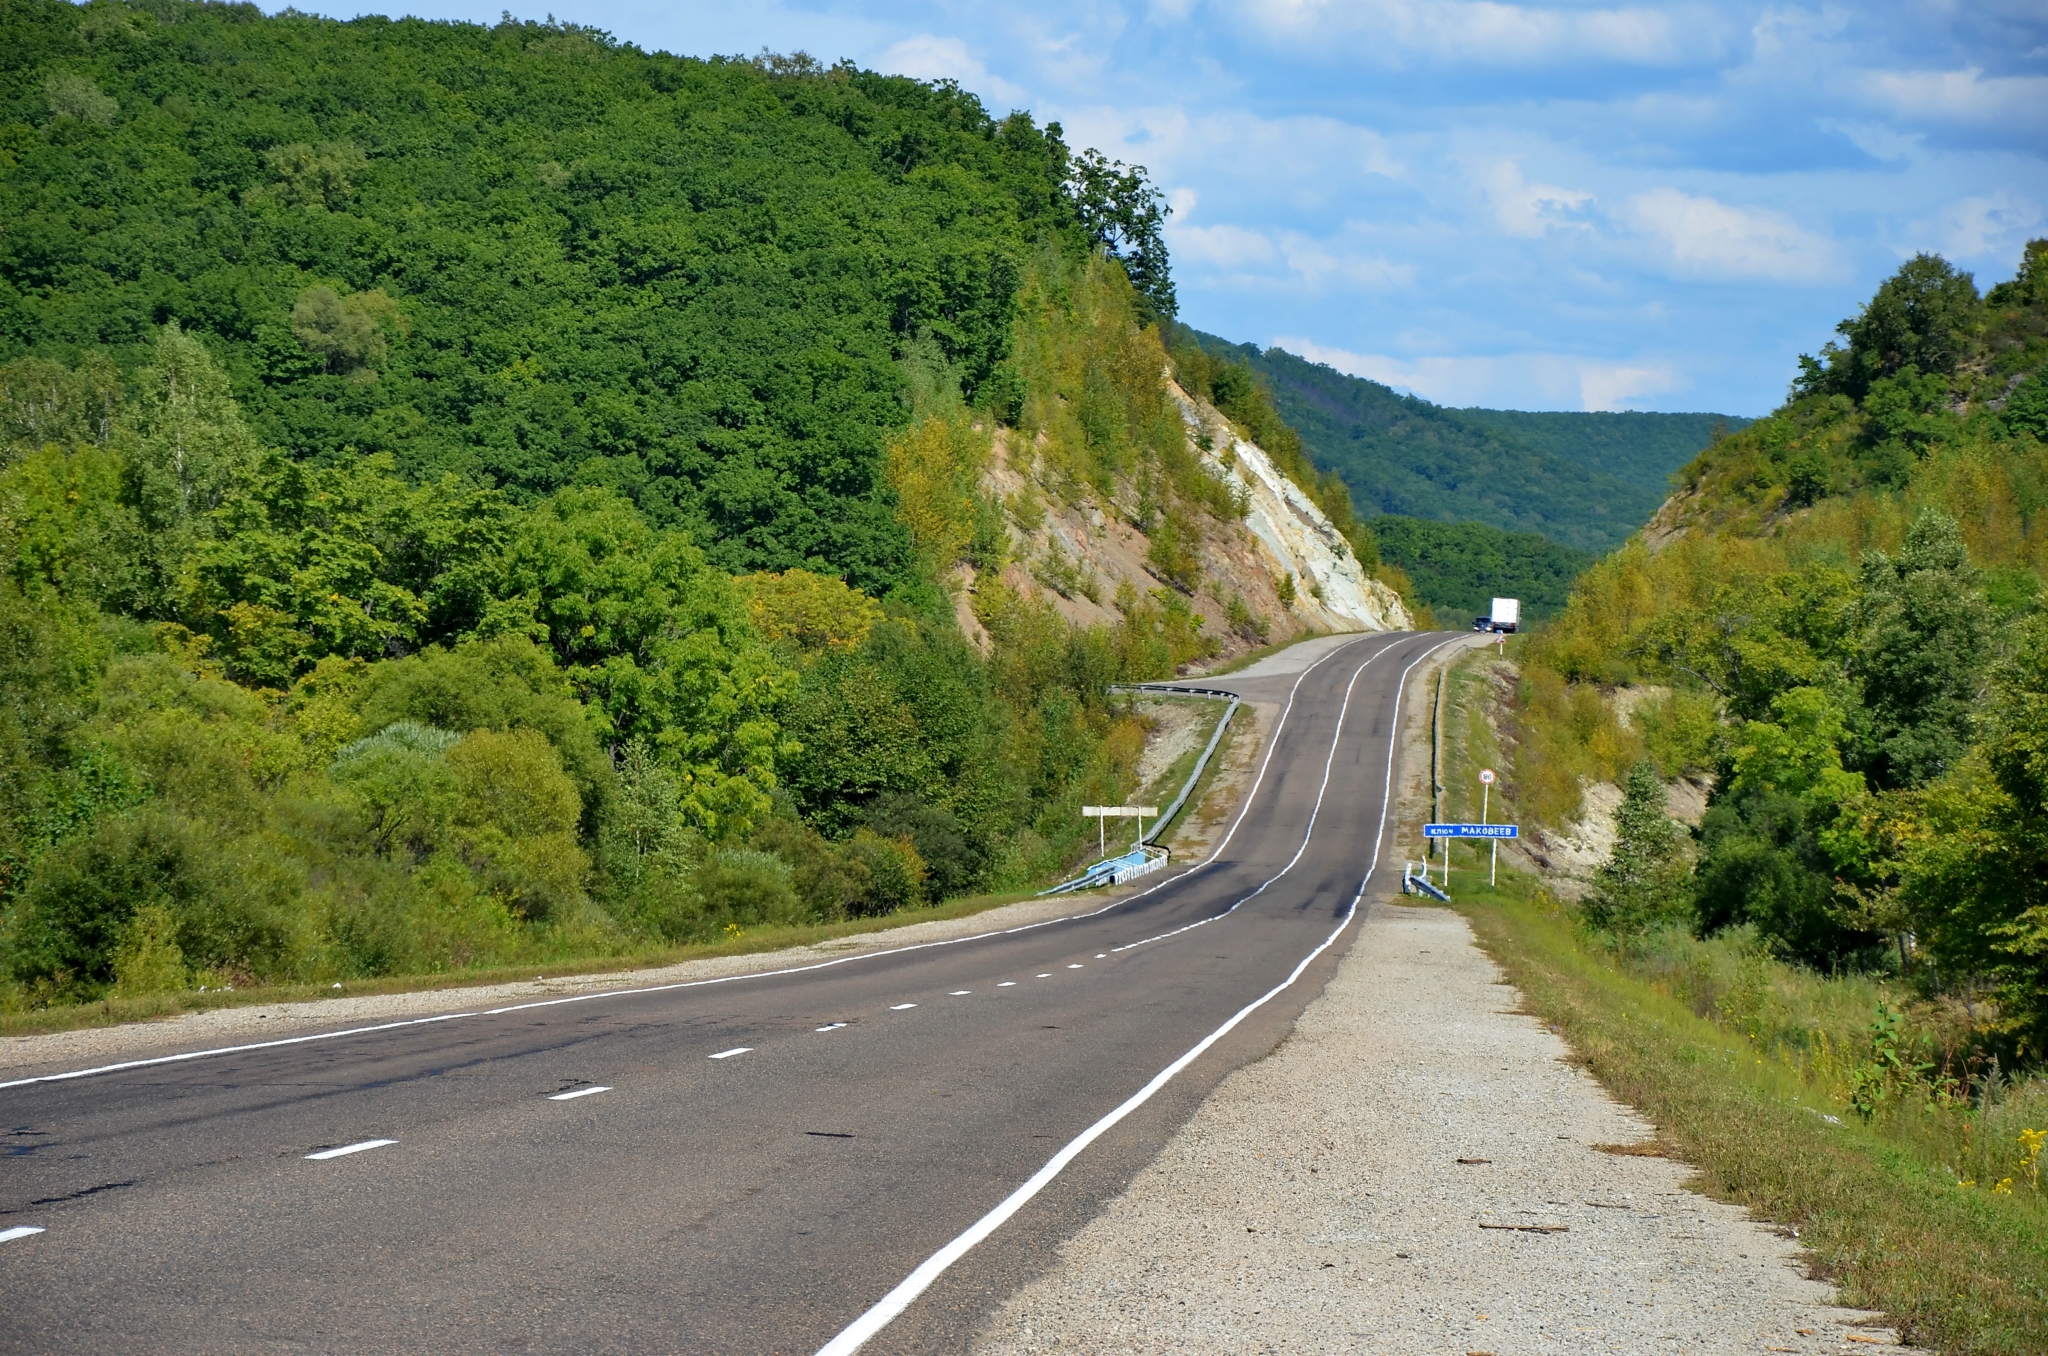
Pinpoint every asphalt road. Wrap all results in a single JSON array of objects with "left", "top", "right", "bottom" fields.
[{"left": 1, "top": 629, "right": 1454, "bottom": 1356}]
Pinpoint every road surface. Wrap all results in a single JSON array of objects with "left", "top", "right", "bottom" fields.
[{"left": 0, "top": 629, "right": 1453, "bottom": 1356}]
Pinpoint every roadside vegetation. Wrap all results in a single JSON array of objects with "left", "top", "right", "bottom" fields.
[
  {"left": 0, "top": 0, "right": 1361, "bottom": 1018},
  {"left": 1419, "top": 242, "right": 2048, "bottom": 1350},
  {"left": 1456, "top": 874, "right": 2047, "bottom": 1356}
]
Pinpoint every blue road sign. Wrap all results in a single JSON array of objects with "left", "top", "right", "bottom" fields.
[{"left": 1424, "top": 823, "right": 1518, "bottom": 839}]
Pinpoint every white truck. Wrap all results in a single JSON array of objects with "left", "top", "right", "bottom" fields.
[{"left": 1472, "top": 597, "right": 1520, "bottom": 633}]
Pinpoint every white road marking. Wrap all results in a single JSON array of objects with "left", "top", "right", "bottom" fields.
[
  {"left": 5, "top": 636, "right": 1399, "bottom": 1095},
  {"left": 548, "top": 1085, "right": 610, "bottom": 1101},
  {"left": 1106, "top": 634, "right": 1459, "bottom": 958},
  {"left": 890, "top": 1003, "right": 916, "bottom": 1011},
  {"left": 1035, "top": 973, "right": 1052, "bottom": 978},
  {"left": 811, "top": 635, "right": 1447, "bottom": 1356},
  {"left": 708, "top": 1047, "right": 752, "bottom": 1060},
  {"left": 304, "top": 1139, "right": 396, "bottom": 1160},
  {"left": 949, "top": 990, "right": 971, "bottom": 996},
  {"left": 1095, "top": 954, "right": 1106, "bottom": 958},
  {"left": 0, "top": 1226, "right": 45, "bottom": 1243},
  {"left": 997, "top": 982, "right": 1016, "bottom": 987},
  {"left": 816, "top": 1022, "right": 848, "bottom": 1032},
  {"left": 1067, "top": 964, "right": 1084, "bottom": 969}
]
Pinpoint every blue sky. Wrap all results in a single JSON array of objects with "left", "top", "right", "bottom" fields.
[{"left": 281, "top": 0, "right": 2047, "bottom": 416}]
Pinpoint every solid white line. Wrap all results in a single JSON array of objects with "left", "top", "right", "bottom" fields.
[
  {"left": 3, "top": 635, "right": 1398, "bottom": 1095},
  {"left": 889, "top": 1003, "right": 916, "bottom": 1011},
  {"left": 816, "top": 1022, "right": 848, "bottom": 1032},
  {"left": 548, "top": 1085, "right": 610, "bottom": 1101},
  {"left": 1105, "top": 634, "right": 1457, "bottom": 957},
  {"left": 810, "top": 635, "right": 1447, "bottom": 1356},
  {"left": 304, "top": 1138, "right": 395, "bottom": 1160},
  {"left": 708, "top": 1047, "right": 752, "bottom": 1060},
  {"left": 0, "top": 1226, "right": 45, "bottom": 1243}
]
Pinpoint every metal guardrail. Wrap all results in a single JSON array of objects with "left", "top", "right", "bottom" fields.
[
  {"left": 1111, "top": 684, "right": 1241, "bottom": 847},
  {"left": 1036, "top": 684, "right": 1239, "bottom": 895},
  {"left": 1402, "top": 864, "right": 1451, "bottom": 903}
]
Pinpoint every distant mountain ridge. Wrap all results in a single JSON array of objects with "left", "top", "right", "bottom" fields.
[{"left": 1180, "top": 330, "right": 1748, "bottom": 555}]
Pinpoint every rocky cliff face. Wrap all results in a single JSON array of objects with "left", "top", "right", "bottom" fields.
[{"left": 960, "top": 380, "right": 1411, "bottom": 663}]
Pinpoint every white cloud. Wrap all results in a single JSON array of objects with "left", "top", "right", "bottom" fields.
[
  {"left": 1866, "top": 67, "right": 2048, "bottom": 129},
  {"left": 1579, "top": 362, "right": 1683, "bottom": 412},
  {"left": 1169, "top": 222, "right": 1281, "bottom": 267},
  {"left": 1238, "top": 0, "right": 1703, "bottom": 67},
  {"left": 1272, "top": 336, "right": 1683, "bottom": 411},
  {"left": 1625, "top": 187, "right": 1837, "bottom": 281},
  {"left": 875, "top": 35, "right": 1028, "bottom": 106},
  {"left": 1477, "top": 160, "right": 1595, "bottom": 238},
  {"left": 1926, "top": 192, "right": 2042, "bottom": 263}
]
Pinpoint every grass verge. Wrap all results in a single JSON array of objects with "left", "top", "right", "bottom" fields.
[{"left": 1449, "top": 874, "right": 2048, "bottom": 1356}]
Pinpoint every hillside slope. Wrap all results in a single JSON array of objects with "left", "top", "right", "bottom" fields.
[
  {"left": 1502, "top": 240, "right": 2047, "bottom": 1044},
  {"left": 1, "top": 3, "right": 1084, "bottom": 594},
  {"left": 1180, "top": 329, "right": 1742, "bottom": 554},
  {"left": 0, "top": 3, "right": 1400, "bottom": 1016}
]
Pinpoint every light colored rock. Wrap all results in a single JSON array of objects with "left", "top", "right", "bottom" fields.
[{"left": 1171, "top": 382, "right": 1409, "bottom": 635}]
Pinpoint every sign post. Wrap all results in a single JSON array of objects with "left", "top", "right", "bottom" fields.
[
  {"left": 1081, "top": 805, "right": 1160, "bottom": 858},
  {"left": 1423, "top": 822, "right": 1518, "bottom": 899},
  {"left": 1479, "top": 769, "right": 1497, "bottom": 887}
]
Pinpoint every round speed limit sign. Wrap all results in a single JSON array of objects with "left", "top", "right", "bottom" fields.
[{"left": 1479, "top": 768, "right": 1496, "bottom": 785}]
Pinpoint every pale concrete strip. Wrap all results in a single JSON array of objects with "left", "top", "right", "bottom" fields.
[{"left": 972, "top": 902, "right": 1915, "bottom": 1356}]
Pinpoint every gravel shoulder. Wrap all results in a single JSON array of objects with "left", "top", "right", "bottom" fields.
[
  {"left": 970, "top": 903, "right": 1916, "bottom": 1355},
  {"left": 970, "top": 632, "right": 1921, "bottom": 1356}
]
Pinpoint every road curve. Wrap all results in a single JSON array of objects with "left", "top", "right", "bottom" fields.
[{"left": 0, "top": 630, "right": 1456, "bottom": 1356}]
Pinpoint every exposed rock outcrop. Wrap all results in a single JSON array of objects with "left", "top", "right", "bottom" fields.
[{"left": 968, "top": 380, "right": 1409, "bottom": 664}]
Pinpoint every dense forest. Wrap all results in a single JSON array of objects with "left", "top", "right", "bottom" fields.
[
  {"left": 1179, "top": 329, "right": 1741, "bottom": 555},
  {"left": 1515, "top": 241, "right": 2048, "bottom": 1060},
  {"left": 0, "top": 0, "right": 1318, "bottom": 1009},
  {"left": 1369, "top": 515, "right": 1593, "bottom": 624}
]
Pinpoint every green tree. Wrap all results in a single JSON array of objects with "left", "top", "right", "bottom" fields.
[
  {"left": 1850, "top": 509, "right": 1995, "bottom": 790},
  {"left": 1582, "top": 759, "right": 1689, "bottom": 941},
  {"left": 1798, "top": 254, "right": 1981, "bottom": 399},
  {"left": 1898, "top": 619, "right": 2048, "bottom": 1057}
]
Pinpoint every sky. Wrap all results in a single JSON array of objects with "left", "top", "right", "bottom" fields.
[{"left": 278, "top": 0, "right": 2048, "bottom": 416}]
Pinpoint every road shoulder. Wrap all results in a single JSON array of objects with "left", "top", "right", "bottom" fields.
[{"left": 969, "top": 901, "right": 1913, "bottom": 1355}]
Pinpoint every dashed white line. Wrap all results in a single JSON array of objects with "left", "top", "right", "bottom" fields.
[
  {"left": 5, "top": 639, "right": 1397, "bottom": 1096},
  {"left": 0, "top": 1226, "right": 45, "bottom": 1243},
  {"left": 549, "top": 1085, "right": 610, "bottom": 1101},
  {"left": 949, "top": 990, "right": 971, "bottom": 996},
  {"left": 708, "top": 1047, "right": 753, "bottom": 1060},
  {"left": 997, "top": 982, "right": 1016, "bottom": 987},
  {"left": 890, "top": 1003, "right": 917, "bottom": 1011},
  {"left": 817, "top": 1022, "right": 848, "bottom": 1032},
  {"left": 304, "top": 1139, "right": 396, "bottom": 1161},
  {"left": 1094, "top": 953, "right": 1107, "bottom": 958},
  {"left": 1035, "top": 973, "right": 1052, "bottom": 978},
  {"left": 1067, "top": 964, "right": 1084, "bottom": 969}
]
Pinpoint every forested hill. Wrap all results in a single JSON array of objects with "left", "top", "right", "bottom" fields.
[
  {"left": 1179, "top": 329, "right": 1743, "bottom": 555},
  {"left": 0, "top": 3, "right": 1101, "bottom": 595},
  {"left": 1, "top": 0, "right": 1392, "bottom": 1013},
  {"left": 1521, "top": 242, "right": 2048, "bottom": 1050}
]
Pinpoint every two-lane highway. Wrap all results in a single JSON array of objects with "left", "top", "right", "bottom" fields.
[{"left": 1, "top": 629, "right": 1456, "bottom": 1355}]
